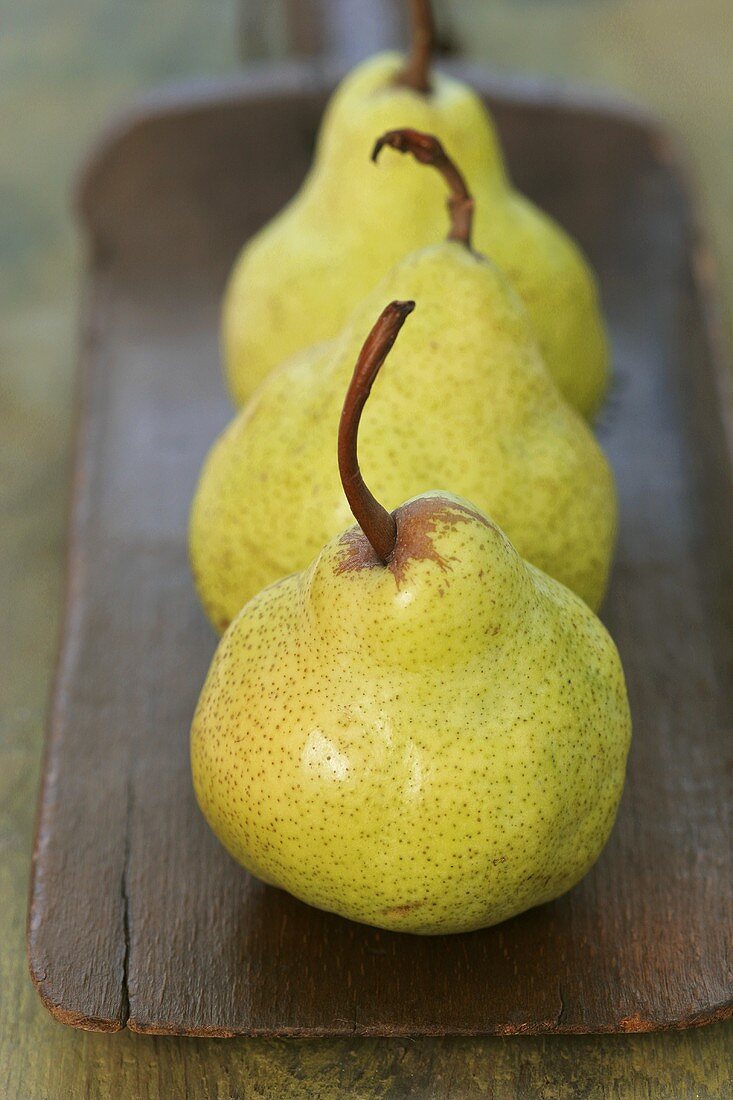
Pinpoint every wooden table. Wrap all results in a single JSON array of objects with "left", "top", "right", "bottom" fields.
[{"left": 2, "top": 1, "right": 731, "bottom": 1094}]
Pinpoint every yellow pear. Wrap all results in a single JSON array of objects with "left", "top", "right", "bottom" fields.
[
  {"left": 191, "top": 133, "right": 617, "bottom": 633},
  {"left": 223, "top": 0, "right": 608, "bottom": 416},
  {"left": 192, "top": 301, "right": 631, "bottom": 935}
]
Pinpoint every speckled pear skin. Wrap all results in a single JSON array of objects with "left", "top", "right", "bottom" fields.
[
  {"left": 191, "top": 492, "right": 632, "bottom": 935},
  {"left": 223, "top": 53, "right": 608, "bottom": 417},
  {"left": 191, "top": 245, "right": 617, "bottom": 631}
]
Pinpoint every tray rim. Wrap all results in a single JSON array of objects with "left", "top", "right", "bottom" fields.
[{"left": 28, "top": 66, "right": 733, "bottom": 1037}]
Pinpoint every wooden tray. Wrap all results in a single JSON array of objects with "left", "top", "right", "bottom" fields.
[{"left": 28, "top": 64, "right": 733, "bottom": 1037}]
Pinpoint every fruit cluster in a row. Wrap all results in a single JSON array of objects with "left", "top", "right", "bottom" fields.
[{"left": 189, "top": 1, "right": 631, "bottom": 937}]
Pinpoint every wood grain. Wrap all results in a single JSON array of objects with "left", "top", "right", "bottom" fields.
[{"left": 27, "top": 65, "right": 733, "bottom": 1038}]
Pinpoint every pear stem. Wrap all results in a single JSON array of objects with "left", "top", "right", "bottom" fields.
[
  {"left": 371, "top": 129, "right": 474, "bottom": 249},
  {"left": 338, "top": 301, "right": 416, "bottom": 564},
  {"left": 393, "top": 0, "right": 435, "bottom": 94}
]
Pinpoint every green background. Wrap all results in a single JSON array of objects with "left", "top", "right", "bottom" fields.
[{"left": 2, "top": 1, "right": 731, "bottom": 1095}]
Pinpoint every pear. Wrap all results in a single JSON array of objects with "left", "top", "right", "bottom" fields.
[
  {"left": 223, "top": 0, "right": 608, "bottom": 417},
  {"left": 191, "top": 301, "right": 632, "bottom": 935},
  {"left": 191, "top": 132, "right": 617, "bottom": 633}
]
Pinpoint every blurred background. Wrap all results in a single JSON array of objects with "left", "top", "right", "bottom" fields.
[{"left": 1, "top": 2, "right": 731, "bottom": 1095}]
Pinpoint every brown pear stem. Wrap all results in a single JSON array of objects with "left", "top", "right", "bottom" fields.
[
  {"left": 338, "top": 301, "right": 415, "bottom": 563},
  {"left": 372, "top": 129, "right": 474, "bottom": 249},
  {"left": 393, "top": 0, "right": 435, "bottom": 94}
]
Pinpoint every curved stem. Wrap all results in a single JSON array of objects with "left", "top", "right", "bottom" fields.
[
  {"left": 372, "top": 129, "right": 474, "bottom": 249},
  {"left": 393, "top": 0, "right": 435, "bottom": 94},
  {"left": 338, "top": 301, "right": 416, "bottom": 563}
]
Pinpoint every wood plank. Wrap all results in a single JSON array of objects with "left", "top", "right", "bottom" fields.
[{"left": 27, "top": 66, "right": 733, "bottom": 1037}]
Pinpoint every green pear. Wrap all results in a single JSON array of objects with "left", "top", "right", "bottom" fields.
[
  {"left": 191, "top": 132, "right": 617, "bottom": 633},
  {"left": 191, "top": 301, "right": 631, "bottom": 935},
  {"left": 223, "top": 0, "right": 608, "bottom": 417}
]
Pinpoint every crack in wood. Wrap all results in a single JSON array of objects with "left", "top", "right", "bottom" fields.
[{"left": 119, "top": 774, "right": 132, "bottom": 1027}]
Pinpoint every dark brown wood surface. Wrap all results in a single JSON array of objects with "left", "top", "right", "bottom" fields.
[{"left": 27, "top": 64, "right": 733, "bottom": 1037}]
